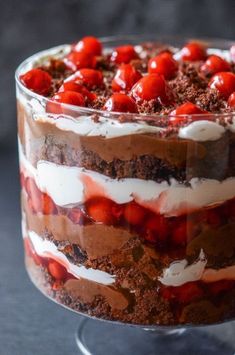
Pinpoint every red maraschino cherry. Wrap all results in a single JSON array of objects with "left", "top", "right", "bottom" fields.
[
  {"left": 67, "top": 69, "right": 103, "bottom": 89},
  {"left": 201, "top": 55, "right": 231, "bottom": 76},
  {"left": 110, "top": 45, "right": 138, "bottom": 64},
  {"left": 169, "top": 102, "right": 209, "bottom": 125},
  {"left": 74, "top": 36, "right": 102, "bottom": 56},
  {"left": 58, "top": 81, "right": 96, "bottom": 101},
  {"left": 131, "top": 74, "right": 172, "bottom": 104},
  {"left": 148, "top": 52, "right": 178, "bottom": 79},
  {"left": 20, "top": 68, "right": 52, "bottom": 95},
  {"left": 209, "top": 72, "right": 235, "bottom": 99},
  {"left": 64, "top": 51, "right": 96, "bottom": 71},
  {"left": 103, "top": 93, "right": 137, "bottom": 113},
  {"left": 86, "top": 198, "right": 115, "bottom": 225},
  {"left": 181, "top": 42, "right": 207, "bottom": 62},
  {"left": 228, "top": 92, "right": 235, "bottom": 107},
  {"left": 46, "top": 91, "right": 85, "bottom": 115},
  {"left": 112, "top": 64, "right": 142, "bottom": 92}
]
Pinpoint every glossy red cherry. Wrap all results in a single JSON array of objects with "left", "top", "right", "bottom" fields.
[
  {"left": 148, "top": 52, "right": 178, "bottom": 79},
  {"left": 86, "top": 198, "right": 115, "bottom": 225},
  {"left": 170, "top": 102, "right": 209, "bottom": 125},
  {"left": 207, "top": 280, "right": 235, "bottom": 295},
  {"left": 112, "top": 64, "right": 142, "bottom": 92},
  {"left": 228, "top": 92, "right": 235, "bottom": 107},
  {"left": 46, "top": 91, "right": 85, "bottom": 115},
  {"left": 206, "top": 208, "right": 222, "bottom": 227},
  {"left": 69, "top": 69, "right": 103, "bottom": 89},
  {"left": 145, "top": 215, "right": 168, "bottom": 245},
  {"left": 50, "top": 91, "right": 85, "bottom": 106},
  {"left": 48, "top": 260, "right": 67, "bottom": 280},
  {"left": 171, "top": 220, "right": 187, "bottom": 246},
  {"left": 74, "top": 36, "right": 102, "bottom": 56},
  {"left": 110, "top": 45, "right": 138, "bottom": 64},
  {"left": 58, "top": 81, "right": 96, "bottom": 101},
  {"left": 162, "top": 282, "right": 204, "bottom": 304},
  {"left": 41, "top": 193, "right": 57, "bottom": 215},
  {"left": 131, "top": 74, "right": 171, "bottom": 104},
  {"left": 201, "top": 55, "right": 231, "bottom": 76},
  {"left": 124, "top": 201, "right": 146, "bottom": 226},
  {"left": 20, "top": 68, "right": 52, "bottom": 95},
  {"left": 103, "top": 93, "right": 138, "bottom": 113},
  {"left": 209, "top": 72, "right": 235, "bottom": 99},
  {"left": 181, "top": 42, "right": 207, "bottom": 62},
  {"left": 65, "top": 51, "right": 96, "bottom": 71},
  {"left": 25, "top": 177, "right": 57, "bottom": 215}
]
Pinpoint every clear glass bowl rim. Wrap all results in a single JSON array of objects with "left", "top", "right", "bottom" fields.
[{"left": 15, "top": 34, "right": 235, "bottom": 121}]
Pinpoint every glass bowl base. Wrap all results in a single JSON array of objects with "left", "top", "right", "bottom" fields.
[{"left": 75, "top": 318, "right": 234, "bottom": 355}]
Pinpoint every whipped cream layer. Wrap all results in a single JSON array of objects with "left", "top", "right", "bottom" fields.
[
  {"left": 159, "top": 250, "right": 207, "bottom": 286},
  {"left": 178, "top": 120, "right": 225, "bottom": 142},
  {"left": 26, "top": 229, "right": 115, "bottom": 285},
  {"left": 19, "top": 142, "right": 235, "bottom": 217},
  {"left": 159, "top": 251, "right": 235, "bottom": 286},
  {"left": 33, "top": 112, "right": 230, "bottom": 141}
]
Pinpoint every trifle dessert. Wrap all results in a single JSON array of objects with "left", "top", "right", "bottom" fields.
[{"left": 16, "top": 35, "right": 235, "bottom": 326}]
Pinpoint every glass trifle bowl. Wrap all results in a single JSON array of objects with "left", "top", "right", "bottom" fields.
[{"left": 16, "top": 35, "right": 235, "bottom": 353}]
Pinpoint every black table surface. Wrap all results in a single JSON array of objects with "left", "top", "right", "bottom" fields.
[{"left": 1, "top": 147, "right": 235, "bottom": 355}]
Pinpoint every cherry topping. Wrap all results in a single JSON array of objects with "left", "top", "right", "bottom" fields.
[
  {"left": 228, "top": 92, "right": 235, "bottom": 107},
  {"left": 131, "top": 74, "right": 171, "bottom": 104},
  {"left": 148, "top": 52, "right": 178, "bottom": 79},
  {"left": 41, "top": 193, "right": 57, "bottom": 215},
  {"left": 209, "top": 72, "right": 235, "bottom": 99},
  {"left": 206, "top": 208, "right": 222, "bottom": 227},
  {"left": 86, "top": 198, "right": 115, "bottom": 225},
  {"left": 124, "top": 201, "right": 146, "bottom": 226},
  {"left": 69, "top": 69, "right": 103, "bottom": 89},
  {"left": 74, "top": 36, "right": 102, "bottom": 56},
  {"left": 46, "top": 91, "right": 85, "bottom": 115},
  {"left": 145, "top": 215, "right": 168, "bottom": 245},
  {"left": 65, "top": 51, "right": 96, "bottom": 71},
  {"left": 110, "top": 45, "right": 138, "bottom": 64},
  {"left": 170, "top": 102, "right": 209, "bottom": 125},
  {"left": 201, "top": 55, "right": 231, "bottom": 76},
  {"left": 171, "top": 220, "right": 187, "bottom": 246},
  {"left": 103, "top": 93, "right": 138, "bottom": 113},
  {"left": 48, "top": 260, "right": 67, "bottom": 280},
  {"left": 58, "top": 81, "right": 96, "bottom": 102},
  {"left": 181, "top": 42, "right": 207, "bottom": 62},
  {"left": 162, "top": 282, "right": 203, "bottom": 304},
  {"left": 20, "top": 68, "right": 52, "bottom": 95},
  {"left": 26, "top": 177, "right": 57, "bottom": 215},
  {"left": 112, "top": 64, "right": 142, "bottom": 92},
  {"left": 207, "top": 280, "right": 235, "bottom": 295}
]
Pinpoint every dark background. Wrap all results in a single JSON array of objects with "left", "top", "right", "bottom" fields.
[{"left": 1, "top": 1, "right": 235, "bottom": 354}]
